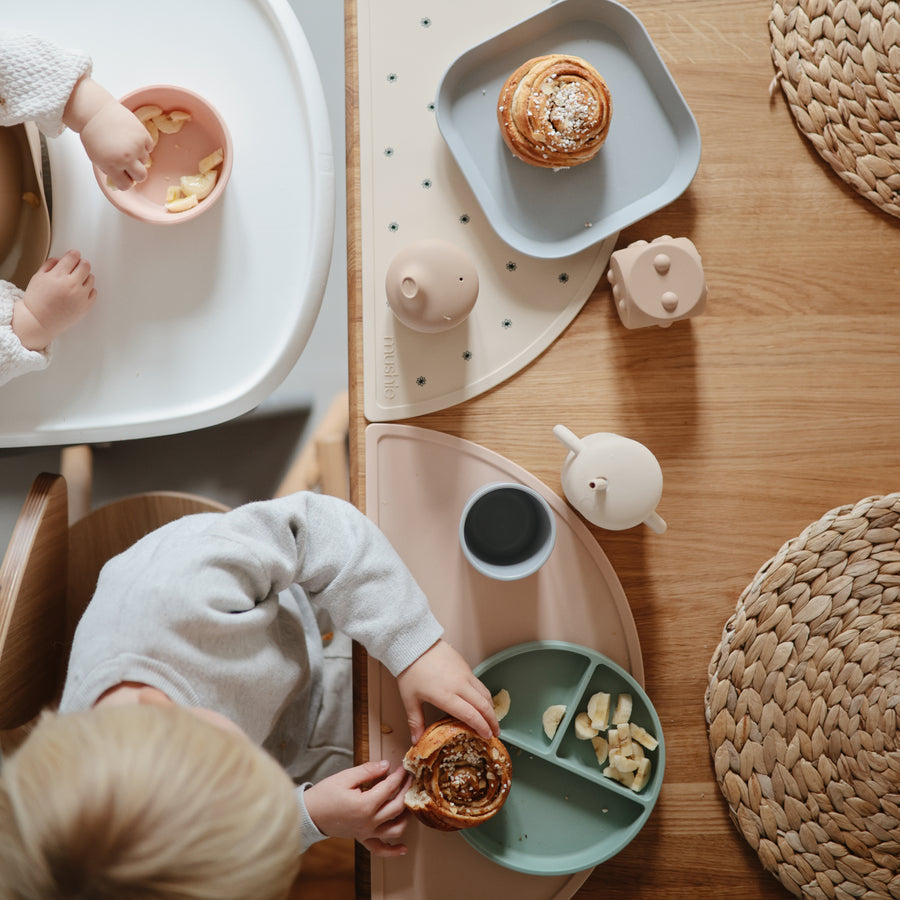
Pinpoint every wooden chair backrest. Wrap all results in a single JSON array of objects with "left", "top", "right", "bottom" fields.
[
  {"left": 0, "top": 478, "right": 227, "bottom": 731},
  {"left": 0, "top": 473, "right": 68, "bottom": 730}
]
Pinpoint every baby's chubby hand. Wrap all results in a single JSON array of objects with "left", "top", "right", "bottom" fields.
[
  {"left": 397, "top": 639, "right": 500, "bottom": 743},
  {"left": 12, "top": 250, "right": 97, "bottom": 351},
  {"left": 64, "top": 76, "right": 153, "bottom": 190},
  {"left": 304, "top": 760, "right": 411, "bottom": 857}
]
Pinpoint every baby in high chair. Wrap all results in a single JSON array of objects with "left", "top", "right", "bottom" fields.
[{"left": 0, "top": 30, "right": 153, "bottom": 387}]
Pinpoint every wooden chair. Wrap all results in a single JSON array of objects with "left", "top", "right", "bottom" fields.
[
  {"left": 0, "top": 475, "right": 228, "bottom": 742},
  {"left": 0, "top": 391, "right": 353, "bottom": 896}
]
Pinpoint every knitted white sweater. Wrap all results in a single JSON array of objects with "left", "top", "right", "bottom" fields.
[
  {"left": 0, "top": 280, "right": 48, "bottom": 387},
  {"left": 0, "top": 30, "right": 91, "bottom": 136}
]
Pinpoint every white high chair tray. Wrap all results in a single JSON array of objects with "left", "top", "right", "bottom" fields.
[
  {"left": 0, "top": 0, "right": 333, "bottom": 447},
  {"left": 364, "top": 423, "right": 643, "bottom": 900}
]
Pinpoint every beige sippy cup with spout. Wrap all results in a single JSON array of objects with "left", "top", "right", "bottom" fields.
[
  {"left": 553, "top": 424, "right": 666, "bottom": 533},
  {"left": 384, "top": 239, "right": 478, "bottom": 333}
]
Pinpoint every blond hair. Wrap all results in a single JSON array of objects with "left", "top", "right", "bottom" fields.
[{"left": 0, "top": 704, "right": 301, "bottom": 900}]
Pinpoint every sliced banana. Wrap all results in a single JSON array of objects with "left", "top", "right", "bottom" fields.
[
  {"left": 199, "top": 148, "right": 225, "bottom": 174},
  {"left": 587, "top": 691, "right": 610, "bottom": 730},
  {"left": 616, "top": 722, "right": 632, "bottom": 757},
  {"left": 492, "top": 689, "right": 511, "bottom": 722},
  {"left": 143, "top": 117, "right": 159, "bottom": 148},
  {"left": 165, "top": 193, "right": 199, "bottom": 213},
  {"left": 575, "top": 689, "right": 657, "bottom": 793},
  {"left": 612, "top": 693, "right": 633, "bottom": 725},
  {"left": 591, "top": 735, "right": 609, "bottom": 765},
  {"left": 127, "top": 103, "right": 226, "bottom": 214},
  {"left": 630, "top": 722, "right": 658, "bottom": 751},
  {"left": 133, "top": 104, "right": 163, "bottom": 122},
  {"left": 607, "top": 726, "right": 621, "bottom": 753},
  {"left": 153, "top": 110, "right": 191, "bottom": 134},
  {"left": 631, "top": 757, "right": 652, "bottom": 792},
  {"left": 541, "top": 704, "right": 566, "bottom": 740},
  {"left": 610, "top": 750, "right": 640, "bottom": 774},
  {"left": 573, "top": 711, "right": 598, "bottom": 740},
  {"left": 180, "top": 169, "right": 218, "bottom": 201}
]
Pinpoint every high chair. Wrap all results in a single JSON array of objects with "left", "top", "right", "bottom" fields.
[{"left": 0, "top": 391, "right": 353, "bottom": 898}]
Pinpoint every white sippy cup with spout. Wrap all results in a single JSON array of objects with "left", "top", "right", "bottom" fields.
[{"left": 553, "top": 425, "right": 666, "bottom": 533}]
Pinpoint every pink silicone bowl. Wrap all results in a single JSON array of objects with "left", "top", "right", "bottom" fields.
[{"left": 93, "top": 84, "right": 233, "bottom": 225}]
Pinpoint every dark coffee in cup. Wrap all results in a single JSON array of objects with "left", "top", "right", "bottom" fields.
[
  {"left": 459, "top": 483, "right": 556, "bottom": 580},
  {"left": 463, "top": 488, "right": 544, "bottom": 565}
]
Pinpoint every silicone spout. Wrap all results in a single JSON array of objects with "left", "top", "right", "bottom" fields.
[
  {"left": 553, "top": 424, "right": 583, "bottom": 455},
  {"left": 588, "top": 477, "right": 608, "bottom": 491},
  {"left": 643, "top": 511, "right": 667, "bottom": 534}
]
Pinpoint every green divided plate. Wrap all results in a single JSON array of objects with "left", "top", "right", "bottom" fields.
[{"left": 464, "top": 640, "right": 665, "bottom": 875}]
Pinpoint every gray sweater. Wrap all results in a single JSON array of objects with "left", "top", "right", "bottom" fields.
[{"left": 59, "top": 492, "right": 443, "bottom": 849}]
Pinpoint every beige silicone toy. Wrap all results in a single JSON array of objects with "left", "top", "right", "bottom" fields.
[
  {"left": 384, "top": 239, "right": 478, "bottom": 333},
  {"left": 553, "top": 424, "right": 666, "bottom": 533},
  {"left": 607, "top": 235, "right": 707, "bottom": 329}
]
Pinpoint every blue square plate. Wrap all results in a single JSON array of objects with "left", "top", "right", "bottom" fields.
[{"left": 435, "top": 0, "right": 701, "bottom": 259}]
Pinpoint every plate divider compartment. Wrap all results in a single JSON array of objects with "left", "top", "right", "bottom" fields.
[{"left": 499, "top": 728, "right": 651, "bottom": 807}]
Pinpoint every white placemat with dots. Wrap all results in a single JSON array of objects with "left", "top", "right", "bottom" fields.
[{"left": 358, "top": 0, "right": 617, "bottom": 422}]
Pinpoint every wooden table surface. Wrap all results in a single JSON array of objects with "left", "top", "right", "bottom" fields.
[{"left": 345, "top": 0, "right": 900, "bottom": 897}]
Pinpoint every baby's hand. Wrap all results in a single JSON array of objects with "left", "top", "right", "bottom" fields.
[
  {"left": 80, "top": 100, "right": 153, "bottom": 190},
  {"left": 303, "top": 760, "right": 411, "bottom": 857},
  {"left": 64, "top": 77, "right": 153, "bottom": 190},
  {"left": 397, "top": 639, "right": 500, "bottom": 743},
  {"left": 12, "top": 250, "right": 97, "bottom": 351}
]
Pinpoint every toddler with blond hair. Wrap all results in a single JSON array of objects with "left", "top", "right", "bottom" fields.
[{"left": 0, "top": 491, "right": 498, "bottom": 899}]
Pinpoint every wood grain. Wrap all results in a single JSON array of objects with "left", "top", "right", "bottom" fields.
[
  {"left": 288, "top": 838, "right": 355, "bottom": 900},
  {"left": 347, "top": 0, "right": 900, "bottom": 896}
]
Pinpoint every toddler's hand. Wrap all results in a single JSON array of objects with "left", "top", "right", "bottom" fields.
[
  {"left": 396, "top": 639, "right": 499, "bottom": 743},
  {"left": 303, "top": 760, "right": 411, "bottom": 857},
  {"left": 64, "top": 76, "right": 153, "bottom": 190},
  {"left": 12, "top": 250, "right": 97, "bottom": 351}
]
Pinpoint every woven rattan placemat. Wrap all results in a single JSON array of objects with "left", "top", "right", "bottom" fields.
[
  {"left": 770, "top": 0, "right": 900, "bottom": 217},
  {"left": 706, "top": 494, "right": 900, "bottom": 899}
]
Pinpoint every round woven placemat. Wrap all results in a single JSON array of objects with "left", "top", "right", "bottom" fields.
[
  {"left": 769, "top": 0, "right": 900, "bottom": 217},
  {"left": 706, "top": 494, "right": 900, "bottom": 899}
]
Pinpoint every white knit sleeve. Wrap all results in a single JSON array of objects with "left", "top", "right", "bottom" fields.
[
  {"left": 0, "top": 280, "right": 51, "bottom": 387},
  {"left": 0, "top": 31, "right": 92, "bottom": 136}
]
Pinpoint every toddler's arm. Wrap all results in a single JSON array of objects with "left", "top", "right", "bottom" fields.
[
  {"left": 237, "top": 492, "right": 447, "bottom": 679},
  {"left": 63, "top": 76, "right": 153, "bottom": 190},
  {"left": 0, "top": 31, "right": 152, "bottom": 189},
  {"left": 187, "top": 494, "right": 497, "bottom": 740}
]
